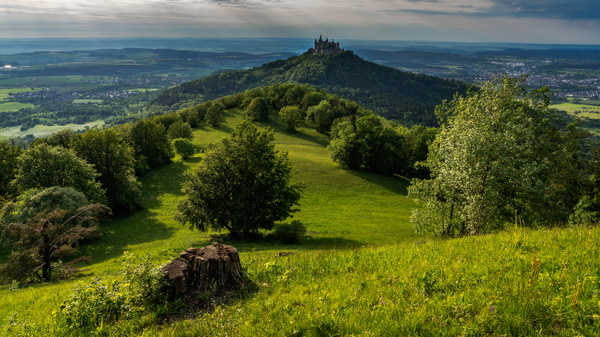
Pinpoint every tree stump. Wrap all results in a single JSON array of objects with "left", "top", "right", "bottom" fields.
[{"left": 162, "top": 243, "right": 244, "bottom": 298}]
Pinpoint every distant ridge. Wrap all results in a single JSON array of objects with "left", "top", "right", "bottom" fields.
[{"left": 154, "top": 41, "right": 470, "bottom": 125}]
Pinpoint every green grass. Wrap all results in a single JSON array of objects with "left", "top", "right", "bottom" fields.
[
  {"left": 0, "top": 120, "right": 105, "bottom": 139},
  {"left": 551, "top": 102, "right": 600, "bottom": 115},
  {"left": 1, "top": 114, "right": 598, "bottom": 336},
  {"left": 0, "top": 88, "right": 37, "bottom": 112}
]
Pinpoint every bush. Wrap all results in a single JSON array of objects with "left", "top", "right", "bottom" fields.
[
  {"left": 12, "top": 144, "right": 106, "bottom": 203},
  {"left": 569, "top": 196, "right": 599, "bottom": 226},
  {"left": 167, "top": 120, "right": 193, "bottom": 140},
  {"left": 245, "top": 97, "right": 270, "bottom": 122},
  {"left": 172, "top": 138, "right": 196, "bottom": 159},
  {"left": 271, "top": 221, "right": 306, "bottom": 244},
  {"left": 177, "top": 121, "right": 303, "bottom": 238}
]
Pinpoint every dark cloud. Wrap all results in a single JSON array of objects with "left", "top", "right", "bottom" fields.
[{"left": 385, "top": 0, "right": 600, "bottom": 20}]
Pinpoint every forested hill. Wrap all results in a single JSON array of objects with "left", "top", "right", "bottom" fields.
[{"left": 153, "top": 50, "right": 470, "bottom": 126}]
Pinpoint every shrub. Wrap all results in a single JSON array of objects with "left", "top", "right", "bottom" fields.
[
  {"left": 279, "top": 105, "right": 302, "bottom": 131},
  {"left": 167, "top": 120, "right": 193, "bottom": 140},
  {"left": 12, "top": 144, "right": 106, "bottom": 203},
  {"left": 271, "top": 221, "right": 306, "bottom": 244},
  {"left": 177, "top": 121, "right": 303, "bottom": 238},
  {"left": 569, "top": 196, "right": 599, "bottom": 226},
  {"left": 172, "top": 138, "right": 196, "bottom": 159}
]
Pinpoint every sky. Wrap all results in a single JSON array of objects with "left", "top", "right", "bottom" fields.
[{"left": 1, "top": 0, "right": 599, "bottom": 44}]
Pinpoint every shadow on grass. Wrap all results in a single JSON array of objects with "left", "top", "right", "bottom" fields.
[
  {"left": 347, "top": 169, "right": 410, "bottom": 195},
  {"left": 187, "top": 232, "right": 363, "bottom": 254},
  {"left": 80, "top": 161, "right": 190, "bottom": 264}
]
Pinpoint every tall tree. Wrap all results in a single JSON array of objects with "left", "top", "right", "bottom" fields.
[
  {"left": 129, "top": 119, "right": 172, "bottom": 175},
  {"left": 409, "top": 77, "right": 584, "bottom": 236},
  {"left": 177, "top": 121, "right": 302, "bottom": 238},
  {"left": 0, "top": 142, "right": 22, "bottom": 197},
  {"left": 12, "top": 144, "right": 105, "bottom": 203},
  {"left": 73, "top": 129, "right": 141, "bottom": 214}
]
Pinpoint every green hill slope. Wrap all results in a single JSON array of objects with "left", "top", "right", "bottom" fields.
[
  {"left": 153, "top": 51, "right": 469, "bottom": 125},
  {"left": 0, "top": 113, "right": 416, "bottom": 334}
]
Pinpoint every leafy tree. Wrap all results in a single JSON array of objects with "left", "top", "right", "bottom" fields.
[
  {"left": 31, "top": 129, "right": 79, "bottom": 148},
  {"left": 73, "top": 129, "right": 141, "bottom": 214},
  {"left": 329, "top": 114, "right": 406, "bottom": 175},
  {"left": 152, "top": 113, "right": 180, "bottom": 129},
  {"left": 1, "top": 187, "right": 89, "bottom": 246},
  {"left": 1, "top": 190, "right": 110, "bottom": 282},
  {"left": 167, "top": 120, "right": 193, "bottom": 140},
  {"left": 0, "top": 142, "right": 22, "bottom": 197},
  {"left": 172, "top": 138, "right": 196, "bottom": 160},
  {"left": 397, "top": 125, "right": 439, "bottom": 178},
  {"left": 177, "top": 121, "right": 302, "bottom": 238},
  {"left": 279, "top": 105, "right": 302, "bottom": 131},
  {"left": 301, "top": 91, "right": 325, "bottom": 110},
  {"left": 12, "top": 144, "right": 105, "bottom": 203},
  {"left": 205, "top": 102, "right": 225, "bottom": 127},
  {"left": 306, "top": 100, "right": 335, "bottom": 133},
  {"left": 245, "top": 97, "right": 270, "bottom": 122},
  {"left": 129, "top": 119, "right": 172, "bottom": 175},
  {"left": 409, "top": 77, "right": 584, "bottom": 236},
  {"left": 178, "top": 108, "right": 201, "bottom": 128}
]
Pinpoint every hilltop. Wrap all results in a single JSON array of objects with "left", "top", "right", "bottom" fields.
[{"left": 153, "top": 43, "right": 469, "bottom": 126}]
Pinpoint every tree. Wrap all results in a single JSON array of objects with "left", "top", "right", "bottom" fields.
[
  {"left": 409, "top": 77, "right": 584, "bottom": 236},
  {"left": 129, "top": 119, "right": 172, "bottom": 175},
  {"left": 306, "top": 100, "right": 334, "bottom": 133},
  {"left": 397, "top": 125, "right": 439, "bottom": 178},
  {"left": 167, "top": 120, "right": 193, "bottom": 140},
  {"left": 0, "top": 142, "right": 22, "bottom": 197},
  {"left": 245, "top": 97, "right": 270, "bottom": 122},
  {"left": 172, "top": 138, "right": 196, "bottom": 160},
  {"left": 205, "top": 102, "right": 225, "bottom": 127},
  {"left": 12, "top": 144, "right": 105, "bottom": 203},
  {"left": 279, "top": 105, "right": 302, "bottom": 131},
  {"left": 73, "top": 129, "right": 141, "bottom": 214},
  {"left": 328, "top": 114, "right": 406, "bottom": 175},
  {"left": 1, "top": 190, "right": 110, "bottom": 282},
  {"left": 177, "top": 121, "right": 302, "bottom": 238}
]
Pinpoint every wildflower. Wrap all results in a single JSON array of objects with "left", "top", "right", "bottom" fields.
[{"left": 490, "top": 305, "right": 495, "bottom": 312}]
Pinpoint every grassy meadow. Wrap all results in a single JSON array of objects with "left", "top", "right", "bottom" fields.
[
  {"left": 1, "top": 113, "right": 599, "bottom": 336},
  {"left": 0, "top": 88, "right": 36, "bottom": 113}
]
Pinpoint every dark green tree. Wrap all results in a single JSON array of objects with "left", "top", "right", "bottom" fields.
[
  {"left": 73, "top": 129, "right": 141, "bottom": 214},
  {"left": 167, "top": 120, "right": 193, "bottom": 140},
  {"left": 172, "top": 138, "right": 196, "bottom": 160},
  {"left": 12, "top": 144, "right": 105, "bottom": 203},
  {"left": 129, "top": 119, "right": 172, "bottom": 175},
  {"left": 279, "top": 105, "right": 302, "bottom": 131},
  {"left": 177, "top": 121, "right": 302, "bottom": 238},
  {"left": 245, "top": 97, "right": 270, "bottom": 122},
  {"left": 205, "top": 102, "right": 225, "bottom": 127},
  {"left": 306, "top": 100, "right": 334, "bottom": 133},
  {"left": 0, "top": 142, "right": 22, "bottom": 197}
]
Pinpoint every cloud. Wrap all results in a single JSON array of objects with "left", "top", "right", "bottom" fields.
[{"left": 384, "top": 0, "right": 600, "bottom": 20}]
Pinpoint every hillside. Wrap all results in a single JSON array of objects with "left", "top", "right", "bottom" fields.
[
  {"left": 2, "top": 110, "right": 599, "bottom": 336},
  {"left": 153, "top": 51, "right": 469, "bottom": 125}
]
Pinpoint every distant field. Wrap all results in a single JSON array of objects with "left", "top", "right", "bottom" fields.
[
  {"left": 0, "top": 120, "right": 105, "bottom": 139},
  {"left": 0, "top": 87, "right": 37, "bottom": 112},
  {"left": 551, "top": 102, "right": 600, "bottom": 115},
  {"left": 72, "top": 99, "right": 103, "bottom": 104}
]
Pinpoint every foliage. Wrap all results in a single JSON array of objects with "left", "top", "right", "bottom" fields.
[
  {"left": 306, "top": 100, "right": 334, "bottom": 133},
  {"left": 167, "top": 120, "right": 193, "bottom": 140},
  {"left": 270, "top": 221, "right": 306, "bottom": 244},
  {"left": 12, "top": 144, "right": 106, "bottom": 203},
  {"left": 0, "top": 142, "right": 22, "bottom": 197},
  {"left": 279, "top": 105, "right": 302, "bottom": 131},
  {"left": 0, "top": 187, "right": 89, "bottom": 245},
  {"left": 129, "top": 119, "right": 172, "bottom": 175},
  {"left": 568, "top": 196, "right": 599, "bottom": 225},
  {"left": 245, "top": 97, "right": 270, "bottom": 122},
  {"left": 153, "top": 51, "right": 469, "bottom": 126},
  {"left": 205, "top": 102, "right": 225, "bottom": 127},
  {"left": 73, "top": 129, "right": 141, "bottom": 214},
  {"left": 172, "top": 138, "right": 196, "bottom": 160},
  {"left": 1, "top": 199, "right": 110, "bottom": 283},
  {"left": 177, "top": 121, "right": 302, "bottom": 237},
  {"left": 409, "top": 77, "right": 585, "bottom": 236},
  {"left": 329, "top": 114, "right": 407, "bottom": 175},
  {"left": 397, "top": 125, "right": 438, "bottom": 178}
]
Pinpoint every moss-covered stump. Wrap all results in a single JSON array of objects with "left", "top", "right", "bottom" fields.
[{"left": 162, "top": 243, "right": 244, "bottom": 298}]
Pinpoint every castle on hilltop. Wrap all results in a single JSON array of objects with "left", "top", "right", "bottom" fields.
[{"left": 311, "top": 36, "right": 344, "bottom": 56}]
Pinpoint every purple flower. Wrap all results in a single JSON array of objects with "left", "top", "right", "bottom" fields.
[{"left": 490, "top": 305, "right": 495, "bottom": 312}]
